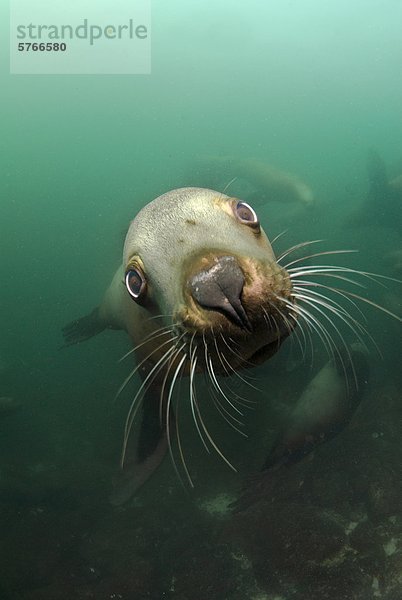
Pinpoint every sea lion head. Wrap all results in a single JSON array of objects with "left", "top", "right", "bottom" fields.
[{"left": 123, "top": 188, "right": 296, "bottom": 372}]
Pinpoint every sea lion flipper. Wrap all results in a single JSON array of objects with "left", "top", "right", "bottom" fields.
[
  {"left": 109, "top": 433, "right": 168, "bottom": 506},
  {"left": 61, "top": 307, "right": 106, "bottom": 346},
  {"left": 261, "top": 343, "right": 370, "bottom": 472},
  {"left": 110, "top": 385, "right": 170, "bottom": 505}
]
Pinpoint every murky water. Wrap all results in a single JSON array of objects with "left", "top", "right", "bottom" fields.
[{"left": 1, "top": 1, "right": 401, "bottom": 598}]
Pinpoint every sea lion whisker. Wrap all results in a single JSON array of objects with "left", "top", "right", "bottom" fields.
[
  {"left": 292, "top": 286, "right": 368, "bottom": 335},
  {"left": 118, "top": 326, "right": 174, "bottom": 362},
  {"left": 293, "top": 293, "right": 358, "bottom": 388},
  {"left": 206, "top": 381, "right": 248, "bottom": 435},
  {"left": 207, "top": 354, "right": 244, "bottom": 417},
  {"left": 211, "top": 335, "right": 253, "bottom": 407},
  {"left": 270, "top": 305, "right": 306, "bottom": 360},
  {"left": 295, "top": 280, "right": 368, "bottom": 322},
  {"left": 295, "top": 280, "right": 383, "bottom": 357},
  {"left": 289, "top": 266, "right": 392, "bottom": 289},
  {"left": 283, "top": 301, "right": 315, "bottom": 365},
  {"left": 334, "top": 290, "right": 402, "bottom": 324},
  {"left": 292, "top": 284, "right": 376, "bottom": 351},
  {"left": 218, "top": 352, "right": 260, "bottom": 397},
  {"left": 294, "top": 283, "right": 401, "bottom": 327},
  {"left": 297, "top": 313, "right": 315, "bottom": 366},
  {"left": 174, "top": 373, "right": 194, "bottom": 488},
  {"left": 265, "top": 310, "right": 282, "bottom": 353},
  {"left": 203, "top": 334, "right": 240, "bottom": 416},
  {"left": 220, "top": 334, "right": 260, "bottom": 378},
  {"left": 205, "top": 371, "right": 247, "bottom": 422},
  {"left": 115, "top": 336, "right": 178, "bottom": 403},
  {"left": 166, "top": 351, "right": 191, "bottom": 487},
  {"left": 145, "top": 313, "right": 175, "bottom": 322},
  {"left": 121, "top": 344, "right": 178, "bottom": 467},
  {"left": 269, "top": 304, "right": 297, "bottom": 340},
  {"left": 212, "top": 332, "right": 231, "bottom": 378},
  {"left": 221, "top": 176, "right": 238, "bottom": 194},
  {"left": 296, "top": 306, "right": 335, "bottom": 360},
  {"left": 279, "top": 297, "right": 336, "bottom": 360},
  {"left": 122, "top": 337, "right": 185, "bottom": 439},
  {"left": 157, "top": 334, "right": 187, "bottom": 425},
  {"left": 270, "top": 229, "right": 289, "bottom": 247},
  {"left": 191, "top": 369, "right": 238, "bottom": 472},
  {"left": 291, "top": 271, "right": 367, "bottom": 289},
  {"left": 190, "top": 340, "right": 210, "bottom": 453},
  {"left": 122, "top": 344, "right": 178, "bottom": 442},
  {"left": 292, "top": 289, "right": 370, "bottom": 354},
  {"left": 294, "top": 293, "right": 350, "bottom": 347},
  {"left": 277, "top": 239, "right": 324, "bottom": 263},
  {"left": 218, "top": 335, "right": 261, "bottom": 390},
  {"left": 292, "top": 294, "right": 356, "bottom": 381},
  {"left": 293, "top": 267, "right": 402, "bottom": 286},
  {"left": 284, "top": 249, "right": 357, "bottom": 270}
]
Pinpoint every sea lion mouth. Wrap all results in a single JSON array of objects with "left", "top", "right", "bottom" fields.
[{"left": 170, "top": 305, "right": 294, "bottom": 374}]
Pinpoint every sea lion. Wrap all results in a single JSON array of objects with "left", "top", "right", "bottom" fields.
[
  {"left": 63, "top": 187, "right": 399, "bottom": 503},
  {"left": 63, "top": 188, "right": 297, "bottom": 501},
  {"left": 262, "top": 343, "right": 370, "bottom": 471},
  {"left": 383, "top": 249, "right": 402, "bottom": 275},
  {"left": 348, "top": 150, "right": 402, "bottom": 234},
  {"left": 193, "top": 156, "right": 314, "bottom": 207},
  {"left": 233, "top": 343, "right": 370, "bottom": 512}
]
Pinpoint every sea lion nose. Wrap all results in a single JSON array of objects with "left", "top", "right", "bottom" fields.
[{"left": 189, "top": 255, "right": 252, "bottom": 332}]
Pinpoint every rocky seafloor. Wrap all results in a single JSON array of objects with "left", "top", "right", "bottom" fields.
[{"left": 1, "top": 364, "right": 402, "bottom": 600}]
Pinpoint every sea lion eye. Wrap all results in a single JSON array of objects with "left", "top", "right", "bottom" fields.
[
  {"left": 234, "top": 201, "right": 260, "bottom": 228},
  {"left": 125, "top": 267, "right": 146, "bottom": 300}
]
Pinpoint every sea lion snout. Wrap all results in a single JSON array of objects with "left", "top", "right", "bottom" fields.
[{"left": 189, "top": 255, "right": 252, "bottom": 332}]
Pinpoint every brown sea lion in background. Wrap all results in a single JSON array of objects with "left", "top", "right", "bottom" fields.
[
  {"left": 348, "top": 150, "right": 402, "bottom": 235},
  {"left": 383, "top": 249, "right": 402, "bottom": 275},
  {"left": 0, "top": 397, "right": 22, "bottom": 418},
  {"left": 193, "top": 156, "right": 315, "bottom": 207}
]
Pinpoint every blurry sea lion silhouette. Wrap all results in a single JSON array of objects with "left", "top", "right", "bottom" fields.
[
  {"left": 383, "top": 249, "right": 402, "bottom": 275},
  {"left": 195, "top": 156, "right": 314, "bottom": 207},
  {"left": 0, "top": 396, "right": 22, "bottom": 418},
  {"left": 348, "top": 150, "right": 402, "bottom": 234}
]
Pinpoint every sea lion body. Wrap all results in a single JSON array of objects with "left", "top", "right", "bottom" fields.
[
  {"left": 64, "top": 188, "right": 296, "bottom": 499},
  {"left": 234, "top": 158, "right": 314, "bottom": 207},
  {"left": 263, "top": 344, "right": 370, "bottom": 470},
  {"left": 63, "top": 185, "right": 401, "bottom": 502}
]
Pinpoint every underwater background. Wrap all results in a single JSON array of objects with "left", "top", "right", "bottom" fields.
[{"left": 1, "top": 0, "right": 402, "bottom": 598}]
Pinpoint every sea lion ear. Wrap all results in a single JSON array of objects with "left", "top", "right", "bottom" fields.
[{"left": 367, "top": 149, "right": 388, "bottom": 197}]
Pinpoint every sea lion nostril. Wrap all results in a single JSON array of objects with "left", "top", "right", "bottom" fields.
[{"left": 189, "top": 256, "right": 252, "bottom": 331}]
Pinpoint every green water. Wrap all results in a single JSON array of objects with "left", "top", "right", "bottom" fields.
[{"left": 1, "top": 1, "right": 402, "bottom": 599}]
